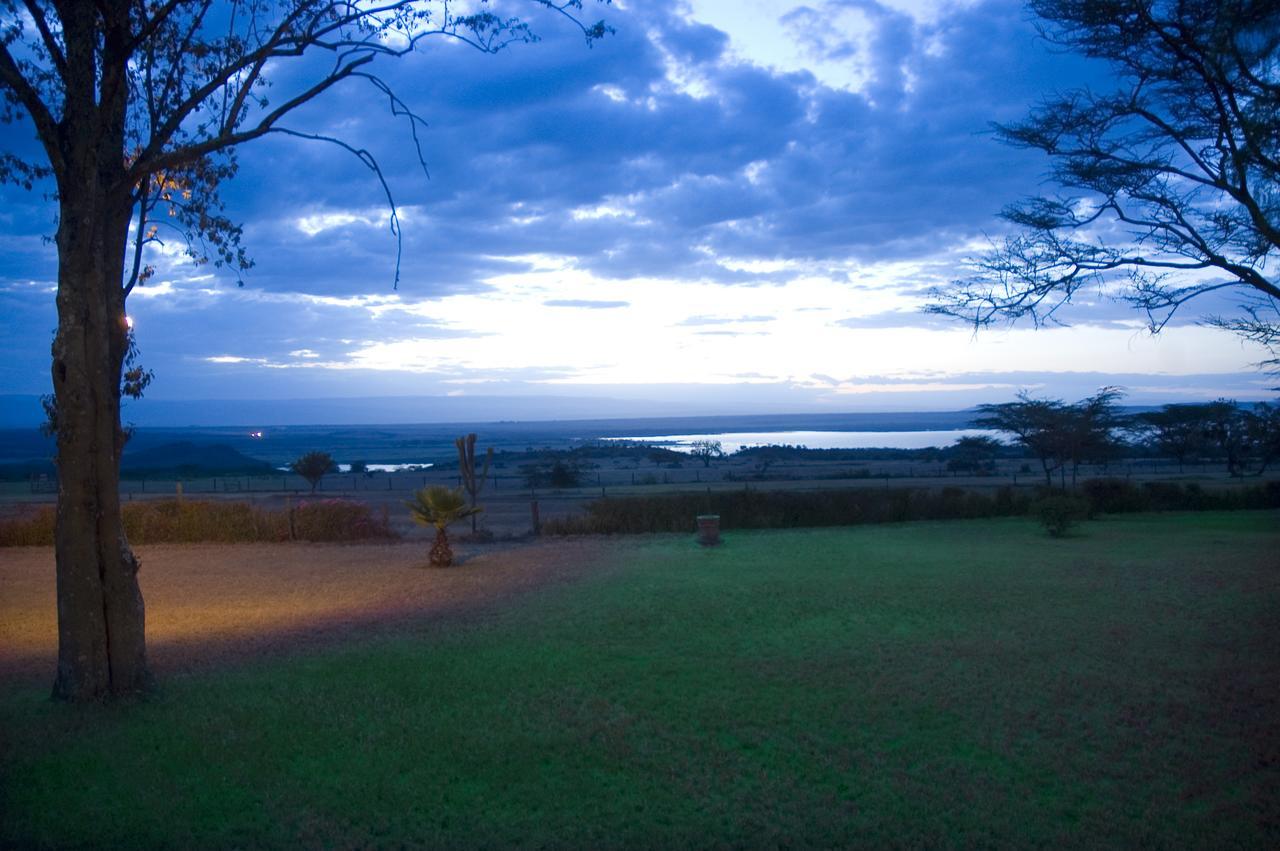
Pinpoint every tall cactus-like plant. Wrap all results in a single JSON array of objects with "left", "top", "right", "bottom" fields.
[{"left": 456, "top": 433, "right": 494, "bottom": 533}]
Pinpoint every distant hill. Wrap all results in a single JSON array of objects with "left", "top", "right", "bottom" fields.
[
  {"left": 121, "top": 442, "right": 273, "bottom": 476},
  {"left": 0, "top": 439, "right": 273, "bottom": 481}
]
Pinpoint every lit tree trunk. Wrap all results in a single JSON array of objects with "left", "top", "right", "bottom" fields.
[
  {"left": 49, "top": 8, "right": 149, "bottom": 701},
  {"left": 51, "top": 188, "right": 149, "bottom": 700}
]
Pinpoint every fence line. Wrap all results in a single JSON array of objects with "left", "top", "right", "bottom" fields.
[{"left": 12, "top": 457, "right": 1262, "bottom": 499}]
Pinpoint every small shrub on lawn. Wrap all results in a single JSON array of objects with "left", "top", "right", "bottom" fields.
[{"left": 1034, "top": 495, "right": 1091, "bottom": 538}]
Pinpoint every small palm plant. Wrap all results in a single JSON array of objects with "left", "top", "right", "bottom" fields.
[{"left": 405, "top": 486, "right": 481, "bottom": 567}]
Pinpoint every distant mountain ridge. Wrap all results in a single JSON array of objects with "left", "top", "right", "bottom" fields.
[{"left": 0, "top": 439, "right": 274, "bottom": 480}]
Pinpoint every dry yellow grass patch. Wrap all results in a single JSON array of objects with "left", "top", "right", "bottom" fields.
[{"left": 0, "top": 537, "right": 619, "bottom": 681}]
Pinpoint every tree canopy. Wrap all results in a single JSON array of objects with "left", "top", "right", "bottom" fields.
[
  {"left": 689, "top": 439, "right": 725, "bottom": 468},
  {"left": 0, "top": 0, "right": 608, "bottom": 701},
  {"left": 1, "top": 0, "right": 609, "bottom": 288},
  {"left": 929, "top": 0, "right": 1280, "bottom": 373},
  {"left": 974, "top": 387, "right": 1125, "bottom": 487},
  {"left": 290, "top": 450, "right": 336, "bottom": 492}
]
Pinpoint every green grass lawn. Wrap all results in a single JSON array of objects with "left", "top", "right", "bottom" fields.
[{"left": 2, "top": 511, "right": 1278, "bottom": 849}]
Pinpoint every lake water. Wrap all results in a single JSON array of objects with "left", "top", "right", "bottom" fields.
[
  {"left": 278, "top": 462, "right": 435, "bottom": 473},
  {"left": 606, "top": 429, "right": 995, "bottom": 454},
  {"left": 344, "top": 463, "right": 434, "bottom": 473}
]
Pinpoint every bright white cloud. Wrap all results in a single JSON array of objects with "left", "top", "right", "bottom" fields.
[
  {"left": 205, "top": 355, "right": 264, "bottom": 364},
  {"left": 279, "top": 262, "right": 1268, "bottom": 391},
  {"left": 294, "top": 211, "right": 382, "bottom": 237},
  {"left": 686, "top": 0, "right": 877, "bottom": 91}
]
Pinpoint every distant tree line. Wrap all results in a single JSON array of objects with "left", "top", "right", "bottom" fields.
[
  {"left": 295, "top": 400, "right": 1280, "bottom": 494},
  {"left": 975, "top": 390, "right": 1279, "bottom": 486}
]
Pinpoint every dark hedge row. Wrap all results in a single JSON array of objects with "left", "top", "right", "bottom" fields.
[
  {"left": 542, "top": 486, "right": 1032, "bottom": 535},
  {"left": 1080, "top": 478, "right": 1280, "bottom": 514},
  {"left": 543, "top": 479, "right": 1280, "bottom": 536}
]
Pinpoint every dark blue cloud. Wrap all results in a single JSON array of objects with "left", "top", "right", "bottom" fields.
[
  {"left": 200, "top": 0, "right": 1083, "bottom": 290},
  {"left": 0, "top": 284, "right": 57, "bottom": 394},
  {"left": 2, "top": 0, "right": 1193, "bottom": 405}
]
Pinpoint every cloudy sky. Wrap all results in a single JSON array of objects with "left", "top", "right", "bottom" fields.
[{"left": 0, "top": 0, "right": 1273, "bottom": 423}]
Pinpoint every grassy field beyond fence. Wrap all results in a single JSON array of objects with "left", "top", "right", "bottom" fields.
[{"left": 2, "top": 510, "right": 1277, "bottom": 848}]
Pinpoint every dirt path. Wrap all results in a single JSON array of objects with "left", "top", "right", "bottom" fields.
[{"left": 0, "top": 536, "right": 630, "bottom": 684}]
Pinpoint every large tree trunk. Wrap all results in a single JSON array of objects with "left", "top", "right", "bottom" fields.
[
  {"left": 46, "top": 2, "right": 150, "bottom": 702},
  {"left": 50, "top": 181, "right": 149, "bottom": 702}
]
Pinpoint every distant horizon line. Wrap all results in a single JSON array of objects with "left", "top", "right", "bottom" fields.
[{"left": 4, "top": 396, "right": 1264, "bottom": 434}]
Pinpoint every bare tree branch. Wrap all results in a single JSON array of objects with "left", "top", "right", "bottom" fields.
[
  {"left": 0, "top": 43, "right": 64, "bottom": 173},
  {"left": 20, "top": 0, "right": 67, "bottom": 81},
  {"left": 269, "top": 125, "right": 406, "bottom": 288}
]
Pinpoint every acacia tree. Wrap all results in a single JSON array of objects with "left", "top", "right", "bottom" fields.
[
  {"left": 0, "top": 0, "right": 607, "bottom": 701},
  {"left": 974, "top": 387, "right": 1126, "bottom": 487},
  {"left": 1202, "top": 399, "right": 1253, "bottom": 476},
  {"left": 1197, "top": 397, "right": 1280, "bottom": 476},
  {"left": 974, "top": 392, "right": 1070, "bottom": 487},
  {"left": 1244, "top": 401, "right": 1280, "bottom": 474},
  {"left": 291, "top": 450, "right": 335, "bottom": 493},
  {"left": 1057, "top": 386, "right": 1126, "bottom": 485},
  {"left": 1134, "top": 399, "right": 1278, "bottom": 474},
  {"left": 945, "top": 435, "right": 1003, "bottom": 474},
  {"left": 928, "top": 0, "right": 1280, "bottom": 372},
  {"left": 688, "top": 439, "right": 724, "bottom": 468},
  {"left": 1132, "top": 403, "right": 1212, "bottom": 470}
]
